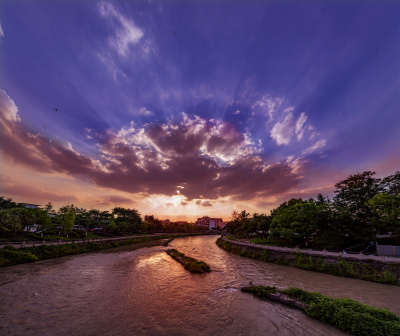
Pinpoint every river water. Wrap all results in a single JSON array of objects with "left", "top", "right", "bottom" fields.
[{"left": 1, "top": 235, "right": 399, "bottom": 336}]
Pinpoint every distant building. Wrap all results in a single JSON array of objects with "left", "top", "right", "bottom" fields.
[
  {"left": 18, "top": 203, "right": 41, "bottom": 209},
  {"left": 162, "top": 219, "right": 170, "bottom": 225},
  {"left": 195, "top": 216, "right": 223, "bottom": 229}
]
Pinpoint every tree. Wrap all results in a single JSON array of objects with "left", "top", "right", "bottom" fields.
[
  {"left": 333, "top": 171, "right": 381, "bottom": 240},
  {"left": 58, "top": 204, "right": 75, "bottom": 237},
  {"left": 251, "top": 213, "right": 272, "bottom": 237},
  {"left": 0, "top": 197, "right": 20, "bottom": 210},
  {"left": 333, "top": 171, "right": 381, "bottom": 214},
  {"left": 380, "top": 171, "right": 400, "bottom": 196},
  {"left": 366, "top": 193, "right": 400, "bottom": 236},
  {"left": 226, "top": 210, "right": 251, "bottom": 237},
  {"left": 113, "top": 207, "right": 142, "bottom": 234},
  {"left": 107, "top": 214, "right": 117, "bottom": 232},
  {"left": 271, "top": 200, "right": 321, "bottom": 245},
  {"left": 34, "top": 209, "right": 53, "bottom": 236},
  {"left": 0, "top": 209, "right": 23, "bottom": 235}
]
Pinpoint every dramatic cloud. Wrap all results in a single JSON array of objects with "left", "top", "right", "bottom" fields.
[
  {"left": 0, "top": 178, "right": 77, "bottom": 204},
  {"left": 0, "top": 90, "right": 96, "bottom": 175},
  {"left": 0, "top": 91, "right": 305, "bottom": 203}
]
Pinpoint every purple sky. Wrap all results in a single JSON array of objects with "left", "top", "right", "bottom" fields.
[{"left": 1, "top": 0, "right": 399, "bottom": 221}]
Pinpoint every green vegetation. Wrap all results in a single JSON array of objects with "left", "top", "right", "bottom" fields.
[
  {"left": 225, "top": 171, "right": 400, "bottom": 251},
  {"left": 216, "top": 238, "right": 399, "bottom": 284},
  {"left": 242, "top": 286, "right": 400, "bottom": 336},
  {"left": 0, "top": 197, "right": 207, "bottom": 244},
  {"left": 166, "top": 249, "right": 210, "bottom": 273},
  {"left": 163, "top": 238, "right": 174, "bottom": 246},
  {"left": 0, "top": 234, "right": 189, "bottom": 267}
]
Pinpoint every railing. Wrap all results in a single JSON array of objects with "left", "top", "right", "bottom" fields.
[
  {"left": 0, "top": 235, "right": 153, "bottom": 249},
  {"left": 221, "top": 238, "right": 400, "bottom": 264}
]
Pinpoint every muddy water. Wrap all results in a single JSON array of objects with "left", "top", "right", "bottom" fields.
[{"left": 1, "top": 235, "right": 399, "bottom": 335}]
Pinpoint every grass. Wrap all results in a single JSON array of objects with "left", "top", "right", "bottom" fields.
[
  {"left": 216, "top": 238, "right": 399, "bottom": 285},
  {"left": 0, "top": 234, "right": 192, "bottom": 267},
  {"left": 166, "top": 249, "right": 210, "bottom": 273},
  {"left": 242, "top": 286, "right": 400, "bottom": 336}
]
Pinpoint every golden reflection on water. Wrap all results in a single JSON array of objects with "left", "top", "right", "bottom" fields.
[{"left": 135, "top": 253, "right": 168, "bottom": 269}]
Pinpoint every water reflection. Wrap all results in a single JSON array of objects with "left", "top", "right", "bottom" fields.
[{"left": 0, "top": 235, "right": 398, "bottom": 335}]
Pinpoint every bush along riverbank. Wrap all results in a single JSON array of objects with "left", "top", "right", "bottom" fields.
[
  {"left": 216, "top": 238, "right": 399, "bottom": 285},
  {"left": 163, "top": 238, "right": 175, "bottom": 246},
  {"left": 166, "top": 249, "right": 210, "bottom": 273},
  {"left": 0, "top": 234, "right": 191, "bottom": 267},
  {"left": 241, "top": 286, "right": 400, "bottom": 336}
]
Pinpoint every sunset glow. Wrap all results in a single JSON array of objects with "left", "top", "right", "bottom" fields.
[{"left": 1, "top": 1, "right": 399, "bottom": 221}]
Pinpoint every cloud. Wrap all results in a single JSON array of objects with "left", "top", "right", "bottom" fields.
[
  {"left": 0, "top": 90, "right": 305, "bottom": 203},
  {"left": 270, "top": 111, "right": 319, "bottom": 147},
  {"left": 195, "top": 200, "right": 213, "bottom": 207},
  {"left": 98, "top": 1, "right": 144, "bottom": 57},
  {"left": 302, "top": 139, "right": 327, "bottom": 155},
  {"left": 252, "top": 95, "right": 284, "bottom": 121},
  {"left": 0, "top": 178, "right": 77, "bottom": 204},
  {"left": 270, "top": 113, "right": 296, "bottom": 145},
  {"left": 138, "top": 107, "right": 153, "bottom": 116},
  {"left": 295, "top": 112, "right": 307, "bottom": 141},
  {"left": 0, "top": 90, "right": 96, "bottom": 175},
  {"left": 0, "top": 23, "right": 4, "bottom": 37},
  {"left": 95, "top": 195, "right": 134, "bottom": 206}
]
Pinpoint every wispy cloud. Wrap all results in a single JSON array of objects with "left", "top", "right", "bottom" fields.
[
  {"left": 303, "top": 139, "right": 326, "bottom": 155},
  {"left": 252, "top": 95, "right": 284, "bottom": 121},
  {"left": 0, "top": 23, "right": 4, "bottom": 37},
  {"left": 98, "top": 1, "right": 144, "bottom": 57}
]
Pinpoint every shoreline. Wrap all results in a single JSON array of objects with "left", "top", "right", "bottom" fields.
[
  {"left": 216, "top": 238, "right": 400, "bottom": 285},
  {"left": 0, "top": 234, "right": 195, "bottom": 267}
]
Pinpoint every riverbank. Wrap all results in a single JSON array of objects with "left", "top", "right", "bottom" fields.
[
  {"left": 216, "top": 238, "right": 400, "bottom": 285},
  {"left": 0, "top": 234, "right": 193, "bottom": 267},
  {"left": 241, "top": 285, "right": 400, "bottom": 336},
  {"left": 166, "top": 248, "right": 210, "bottom": 273}
]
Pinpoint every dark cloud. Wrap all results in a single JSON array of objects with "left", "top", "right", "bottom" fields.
[
  {"left": 1, "top": 178, "right": 77, "bottom": 204},
  {"left": 95, "top": 195, "right": 134, "bottom": 206},
  {"left": 0, "top": 91, "right": 95, "bottom": 176},
  {"left": 0, "top": 92, "right": 304, "bottom": 202}
]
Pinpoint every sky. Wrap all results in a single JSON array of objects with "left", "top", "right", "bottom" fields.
[{"left": 0, "top": 0, "right": 399, "bottom": 222}]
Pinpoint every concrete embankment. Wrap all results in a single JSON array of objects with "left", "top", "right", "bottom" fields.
[{"left": 217, "top": 238, "right": 400, "bottom": 285}]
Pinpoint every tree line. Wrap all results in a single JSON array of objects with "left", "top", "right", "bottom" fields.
[
  {"left": 0, "top": 200, "right": 205, "bottom": 238},
  {"left": 226, "top": 171, "right": 400, "bottom": 250}
]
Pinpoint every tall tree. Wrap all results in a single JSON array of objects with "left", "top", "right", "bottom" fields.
[
  {"left": 113, "top": 207, "right": 142, "bottom": 234},
  {"left": 271, "top": 200, "right": 321, "bottom": 245},
  {"left": 380, "top": 171, "right": 400, "bottom": 196},
  {"left": 58, "top": 204, "right": 75, "bottom": 237},
  {"left": 333, "top": 171, "right": 381, "bottom": 240},
  {"left": 366, "top": 193, "right": 400, "bottom": 236}
]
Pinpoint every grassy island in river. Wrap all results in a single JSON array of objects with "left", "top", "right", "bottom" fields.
[
  {"left": 242, "top": 285, "right": 400, "bottom": 336},
  {"left": 166, "top": 249, "right": 210, "bottom": 273}
]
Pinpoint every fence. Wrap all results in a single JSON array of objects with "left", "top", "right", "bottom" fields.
[
  {"left": 0, "top": 235, "right": 149, "bottom": 249},
  {"left": 221, "top": 237, "right": 400, "bottom": 264},
  {"left": 376, "top": 243, "right": 400, "bottom": 258}
]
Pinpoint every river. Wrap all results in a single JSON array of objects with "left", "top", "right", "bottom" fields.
[{"left": 1, "top": 235, "right": 399, "bottom": 335}]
